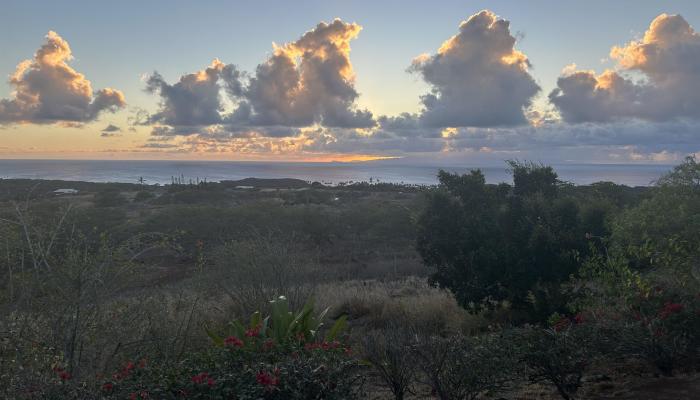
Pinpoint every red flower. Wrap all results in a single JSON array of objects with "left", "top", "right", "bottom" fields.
[
  {"left": 224, "top": 336, "right": 244, "bottom": 348},
  {"left": 113, "top": 361, "right": 137, "bottom": 380},
  {"left": 207, "top": 377, "right": 216, "bottom": 387},
  {"left": 659, "top": 302, "right": 684, "bottom": 319},
  {"left": 553, "top": 318, "right": 569, "bottom": 332},
  {"left": 102, "top": 382, "right": 114, "bottom": 392},
  {"left": 129, "top": 393, "right": 138, "bottom": 400},
  {"left": 666, "top": 302, "right": 683, "bottom": 313},
  {"left": 58, "top": 371, "right": 72, "bottom": 381},
  {"left": 304, "top": 342, "right": 319, "bottom": 351},
  {"left": 573, "top": 313, "right": 585, "bottom": 324},
  {"left": 256, "top": 371, "right": 279, "bottom": 388},
  {"left": 140, "top": 391, "right": 149, "bottom": 399},
  {"left": 245, "top": 325, "right": 260, "bottom": 338},
  {"left": 191, "top": 372, "right": 210, "bottom": 385}
]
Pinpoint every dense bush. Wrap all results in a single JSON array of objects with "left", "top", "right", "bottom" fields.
[
  {"left": 417, "top": 161, "right": 600, "bottom": 320},
  {"left": 99, "top": 344, "right": 360, "bottom": 400},
  {"left": 24, "top": 297, "right": 361, "bottom": 400},
  {"left": 595, "top": 287, "right": 700, "bottom": 376},
  {"left": 569, "top": 239, "right": 700, "bottom": 377},
  {"left": 612, "top": 156, "right": 700, "bottom": 281}
]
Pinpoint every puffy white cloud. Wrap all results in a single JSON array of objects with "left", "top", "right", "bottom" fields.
[
  {"left": 145, "top": 59, "right": 238, "bottom": 127},
  {"left": 143, "top": 18, "right": 374, "bottom": 140},
  {"left": 549, "top": 70, "right": 641, "bottom": 122},
  {"left": 0, "top": 31, "right": 126, "bottom": 124},
  {"left": 551, "top": 14, "right": 700, "bottom": 122},
  {"left": 238, "top": 19, "right": 374, "bottom": 128},
  {"left": 409, "top": 10, "right": 540, "bottom": 128},
  {"left": 136, "top": 12, "right": 698, "bottom": 162}
]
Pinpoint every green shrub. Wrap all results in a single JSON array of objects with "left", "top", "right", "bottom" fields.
[
  {"left": 98, "top": 296, "right": 362, "bottom": 399},
  {"left": 611, "top": 156, "right": 700, "bottom": 279},
  {"left": 601, "top": 288, "right": 700, "bottom": 375},
  {"left": 417, "top": 162, "right": 593, "bottom": 321},
  {"left": 101, "top": 347, "right": 361, "bottom": 400},
  {"left": 572, "top": 246, "right": 700, "bottom": 375}
]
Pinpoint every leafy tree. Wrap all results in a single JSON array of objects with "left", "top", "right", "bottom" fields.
[
  {"left": 417, "top": 162, "right": 594, "bottom": 319},
  {"left": 612, "top": 156, "right": 700, "bottom": 281},
  {"left": 507, "top": 160, "right": 559, "bottom": 197},
  {"left": 656, "top": 155, "right": 700, "bottom": 189}
]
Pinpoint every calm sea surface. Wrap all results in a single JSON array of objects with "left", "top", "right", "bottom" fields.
[{"left": 0, "top": 159, "right": 673, "bottom": 187}]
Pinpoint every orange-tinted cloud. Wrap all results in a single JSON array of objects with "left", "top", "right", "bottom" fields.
[
  {"left": 0, "top": 31, "right": 125, "bottom": 124},
  {"left": 551, "top": 14, "right": 700, "bottom": 122},
  {"left": 143, "top": 18, "right": 374, "bottom": 142},
  {"left": 145, "top": 59, "right": 237, "bottom": 128},
  {"left": 409, "top": 10, "right": 539, "bottom": 127},
  {"left": 239, "top": 19, "right": 374, "bottom": 128}
]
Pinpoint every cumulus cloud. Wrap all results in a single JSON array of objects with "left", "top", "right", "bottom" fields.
[
  {"left": 238, "top": 19, "right": 374, "bottom": 128},
  {"left": 0, "top": 31, "right": 126, "bottom": 124},
  {"left": 550, "top": 14, "right": 700, "bottom": 122},
  {"left": 409, "top": 10, "right": 540, "bottom": 128},
  {"left": 136, "top": 12, "right": 698, "bottom": 162},
  {"left": 145, "top": 59, "right": 239, "bottom": 128},
  {"left": 143, "top": 18, "right": 374, "bottom": 142}
]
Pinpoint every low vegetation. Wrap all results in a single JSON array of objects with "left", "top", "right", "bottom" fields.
[{"left": 1, "top": 157, "right": 699, "bottom": 399}]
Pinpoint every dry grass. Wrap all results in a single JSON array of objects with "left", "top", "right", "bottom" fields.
[{"left": 317, "top": 277, "right": 488, "bottom": 336}]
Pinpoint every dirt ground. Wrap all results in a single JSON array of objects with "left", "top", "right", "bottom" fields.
[
  {"left": 364, "top": 372, "right": 700, "bottom": 399},
  {"left": 514, "top": 373, "right": 700, "bottom": 400}
]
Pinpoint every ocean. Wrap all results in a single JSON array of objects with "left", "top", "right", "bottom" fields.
[{"left": 0, "top": 159, "right": 673, "bottom": 187}]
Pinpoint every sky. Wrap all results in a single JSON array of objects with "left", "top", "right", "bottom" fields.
[{"left": 1, "top": 0, "right": 700, "bottom": 164}]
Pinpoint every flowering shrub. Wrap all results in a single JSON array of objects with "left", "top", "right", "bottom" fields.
[
  {"left": 570, "top": 242, "right": 700, "bottom": 375},
  {"left": 97, "top": 296, "right": 363, "bottom": 399},
  {"left": 207, "top": 295, "right": 347, "bottom": 347},
  {"left": 602, "top": 288, "right": 700, "bottom": 375}
]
